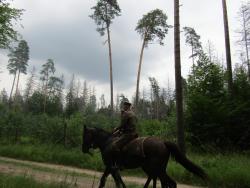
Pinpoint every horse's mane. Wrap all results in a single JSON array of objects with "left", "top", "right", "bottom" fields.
[{"left": 93, "top": 127, "right": 112, "bottom": 137}]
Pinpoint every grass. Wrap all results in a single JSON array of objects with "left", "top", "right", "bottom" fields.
[
  {"left": 0, "top": 144, "right": 249, "bottom": 188},
  {"left": 0, "top": 173, "right": 71, "bottom": 188},
  {"left": 0, "top": 144, "right": 104, "bottom": 170},
  {"left": 0, "top": 173, "right": 141, "bottom": 188}
]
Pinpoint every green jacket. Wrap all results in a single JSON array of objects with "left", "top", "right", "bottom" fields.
[{"left": 119, "top": 110, "right": 137, "bottom": 134}]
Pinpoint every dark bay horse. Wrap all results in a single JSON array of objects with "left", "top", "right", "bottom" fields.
[{"left": 82, "top": 126, "right": 208, "bottom": 188}]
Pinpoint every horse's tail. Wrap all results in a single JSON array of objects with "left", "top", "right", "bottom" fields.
[{"left": 164, "top": 141, "right": 208, "bottom": 181}]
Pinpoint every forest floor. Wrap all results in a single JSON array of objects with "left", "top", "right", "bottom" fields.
[{"left": 0, "top": 156, "right": 204, "bottom": 188}]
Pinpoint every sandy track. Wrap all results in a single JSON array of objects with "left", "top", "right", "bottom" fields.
[{"left": 0, "top": 156, "right": 203, "bottom": 188}]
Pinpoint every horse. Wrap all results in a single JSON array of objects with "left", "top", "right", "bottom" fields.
[{"left": 82, "top": 126, "right": 208, "bottom": 188}]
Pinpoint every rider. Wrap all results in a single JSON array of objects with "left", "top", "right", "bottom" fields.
[{"left": 111, "top": 98, "right": 138, "bottom": 165}]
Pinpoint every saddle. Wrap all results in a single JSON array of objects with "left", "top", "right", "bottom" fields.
[{"left": 121, "top": 137, "right": 148, "bottom": 157}]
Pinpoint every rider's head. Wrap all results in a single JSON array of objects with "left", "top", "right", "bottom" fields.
[{"left": 122, "top": 99, "right": 131, "bottom": 111}]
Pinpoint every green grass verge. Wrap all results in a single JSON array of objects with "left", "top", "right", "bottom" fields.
[
  {"left": 0, "top": 173, "right": 140, "bottom": 188},
  {"left": 0, "top": 173, "right": 71, "bottom": 188},
  {"left": 0, "top": 144, "right": 249, "bottom": 188},
  {"left": 0, "top": 144, "right": 104, "bottom": 170}
]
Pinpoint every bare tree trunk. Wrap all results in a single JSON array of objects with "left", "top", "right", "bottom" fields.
[
  {"left": 222, "top": 0, "right": 233, "bottom": 96},
  {"left": 15, "top": 126, "right": 19, "bottom": 144},
  {"left": 43, "top": 75, "right": 48, "bottom": 113},
  {"left": 191, "top": 39, "right": 195, "bottom": 68},
  {"left": 156, "top": 96, "right": 159, "bottom": 120},
  {"left": 9, "top": 72, "right": 17, "bottom": 103},
  {"left": 174, "top": 0, "right": 185, "bottom": 154},
  {"left": 14, "top": 69, "right": 21, "bottom": 102},
  {"left": 107, "top": 26, "right": 114, "bottom": 122},
  {"left": 63, "top": 120, "right": 67, "bottom": 148},
  {"left": 135, "top": 38, "right": 146, "bottom": 107},
  {"left": 242, "top": 8, "right": 250, "bottom": 81}
]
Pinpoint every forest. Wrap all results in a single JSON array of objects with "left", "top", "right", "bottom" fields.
[{"left": 0, "top": 0, "right": 250, "bottom": 188}]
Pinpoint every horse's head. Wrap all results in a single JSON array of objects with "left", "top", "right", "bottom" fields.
[
  {"left": 82, "top": 125, "right": 96, "bottom": 154},
  {"left": 82, "top": 125, "right": 112, "bottom": 154}
]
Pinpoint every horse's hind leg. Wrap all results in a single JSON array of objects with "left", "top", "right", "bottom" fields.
[
  {"left": 165, "top": 174, "right": 176, "bottom": 188},
  {"left": 159, "top": 172, "right": 176, "bottom": 188},
  {"left": 143, "top": 177, "right": 156, "bottom": 188},
  {"left": 144, "top": 177, "right": 152, "bottom": 188}
]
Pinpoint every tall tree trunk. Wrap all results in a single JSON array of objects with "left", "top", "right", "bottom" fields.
[
  {"left": 107, "top": 26, "right": 114, "bottom": 121},
  {"left": 191, "top": 39, "right": 195, "bottom": 67},
  {"left": 135, "top": 38, "right": 146, "bottom": 107},
  {"left": 43, "top": 78, "right": 48, "bottom": 113},
  {"left": 14, "top": 69, "right": 21, "bottom": 102},
  {"left": 9, "top": 71, "right": 17, "bottom": 103},
  {"left": 222, "top": 0, "right": 233, "bottom": 96},
  {"left": 242, "top": 8, "right": 250, "bottom": 81},
  {"left": 174, "top": 0, "right": 185, "bottom": 154}
]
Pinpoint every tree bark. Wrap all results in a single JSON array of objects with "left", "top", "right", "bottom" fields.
[
  {"left": 222, "top": 0, "right": 233, "bottom": 96},
  {"left": 64, "top": 120, "right": 67, "bottom": 148},
  {"left": 9, "top": 71, "right": 17, "bottom": 103},
  {"left": 174, "top": 0, "right": 185, "bottom": 154},
  {"left": 14, "top": 69, "right": 21, "bottom": 102},
  {"left": 107, "top": 26, "right": 114, "bottom": 121},
  {"left": 135, "top": 37, "right": 146, "bottom": 107},
  {"left": 43, "top": 74, "right": 48, "bottom": 113},
  {"left": 242, "top": 8, "right": 250, "bottom": 82}
]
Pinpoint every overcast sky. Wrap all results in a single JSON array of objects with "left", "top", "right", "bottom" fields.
[{"left": 0, "top": 0, "right": 247, "bottom": 103}]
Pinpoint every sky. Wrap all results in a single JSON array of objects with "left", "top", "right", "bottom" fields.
[{"left": 0, "top": 0, "right": 247, "bottom": 104}]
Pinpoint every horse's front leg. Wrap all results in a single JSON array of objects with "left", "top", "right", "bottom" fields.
[
  {"left": 153, "top": 178, "right": 157, "bottom": 188},
  {"left": 99, "top": 167, "right": 110, "bottom": 188}
]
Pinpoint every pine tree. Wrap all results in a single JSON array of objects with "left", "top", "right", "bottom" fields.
[
  {"left": 183, "top": 27, "right": 202, "bottom": 67},
  {"left": 24, "top": 67, "right": 36, "bottom": 101},
  {"left": 7, "top": 40, "right": 29, "bottom": 103},
  {"left": 0, "top": 1, "right": 23, "bottom": 49},
  {"left": 90, "top": 0, "right": 121, "bottom": 118},
  {"left": 174, "top": 0, "right": 185, "bottom": 153},
  {"left": 222, "top": 0, "right": 233, "bottom": 96},
  {"left": 237, "top": 2, "right": 250, "bottom": 82},
  {"left": 40, "top": 59, "right": 55, "bottom": 113},
  {"left": 0, "top": 88, "right": 8, "bottom": 105},
  {"left": 135, "top": 9, "right": 171, "bottom": 107}
]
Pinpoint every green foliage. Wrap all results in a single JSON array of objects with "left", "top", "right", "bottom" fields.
[
  {"left": 7, "top": 40, "right": 29, "bottom": 75},
  {"left": 40, "top": 59, "right": 55, "bottom": 82},
  {"left": 90, "top": 0, "right": 121, "bottom": 35},
  {"left": 0, "top": 144, "right": 104, "bottom": 171},
  {"left": 0, "top": 1, "right": 23, "bottom": 49},
  {"left": 186, "top": 52, "right": 250, "bottom": 150},
  {"left": 183, "top": 27, "right": 202, "bottom": 59},
  {"left": 0, "top": 144, "right": 250, "bottom": 187},
  {"left": 135, "top": 9, "right": 171, "bottom": 46},
  {"left": 187, "top": 52, "right": 225, "bottom": 98}
]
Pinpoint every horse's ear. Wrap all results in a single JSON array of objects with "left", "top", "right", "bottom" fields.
[{"left": 83, "top": 125, "right": 87, "bottom": 133}]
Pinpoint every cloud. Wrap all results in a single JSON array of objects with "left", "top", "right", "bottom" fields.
[{"left": 0, "top": 0, "right": 246, "bottom": 100}]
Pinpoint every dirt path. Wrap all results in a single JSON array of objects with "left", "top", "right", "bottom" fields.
[{"left": 0, "top": 156, "right": 203, "bottom": 188}]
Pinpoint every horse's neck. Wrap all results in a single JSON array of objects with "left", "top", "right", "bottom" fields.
[{"left": 94, "top": 130, "right": 111, "bottom": 151}]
